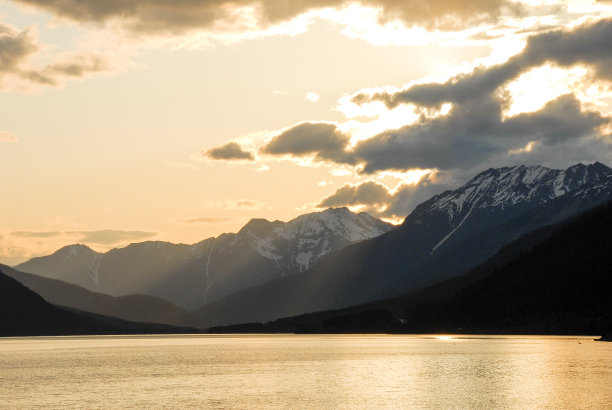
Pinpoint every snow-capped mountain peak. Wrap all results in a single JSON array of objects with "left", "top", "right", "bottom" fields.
[
  {"left": 406, "top": 162, "right": 611, "bottom": 254},
  {"left": 422, "top": 162, "right": 611, "bottom": 223},
  {"left": 236, "top": 207, "right": 394, "bottom": 272},
  {"left": 284, "top": 207, "right": 391, "bottom": 241}
]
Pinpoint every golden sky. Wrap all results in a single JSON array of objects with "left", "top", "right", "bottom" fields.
[{"left": 1, "top": 0, "right": 611, "bottom": 264}]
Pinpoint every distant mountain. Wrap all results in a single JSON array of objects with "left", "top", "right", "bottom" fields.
[
  {"left": 0, "top": 269, "right": 195, "bottom": 337},
  {"left": 16, "top": 208, "right": 393, "bottom": 309},
  {"left": 194, "top": 162, "right": 612, "bottom": 327},
  {"left": 0, "top": 264, "right": 197, "bottom": 327},
  {"left": 212, "top": 199, "right": 612, "bottom": 335}
]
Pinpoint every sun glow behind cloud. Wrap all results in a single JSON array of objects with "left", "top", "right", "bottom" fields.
[
  {"left": 317, "top": 5, "right": 464, "bottom": 47},
  {"left": 176, "top": 6, "right": 315, "bottom": 48},
  {"left": 504, "top": 65, "right": 592, "bottom": 118},
  {"left": 376, "top": 169, "right": 434, "bottom": 186},
  {"left": 340, "top": 106, "right": 420, "bottom": 144}
]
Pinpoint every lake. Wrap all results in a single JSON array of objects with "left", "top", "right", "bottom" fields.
[{"left": 1, "top": 334, "right": 611, "bottom": 408}]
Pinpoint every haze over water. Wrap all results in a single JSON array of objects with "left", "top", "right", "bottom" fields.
[{"left": 1, "top": 334, "right": 611, "bottom": 408}]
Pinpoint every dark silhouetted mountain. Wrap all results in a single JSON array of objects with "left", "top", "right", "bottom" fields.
[
  {"left": 195, "top": 162, "right": 612, "bottom": 327},
  {"left": 0, "top": 270, "right": 196, "bottom": 337},
  {"left": 16, "top": 208, "right": 393, "bottom": 309},
  {"left": 0, "top": 264, "right": 197, "bottom": 327},
  {"left": 210, "top": 199, "right": 612, "bottom": 336}
]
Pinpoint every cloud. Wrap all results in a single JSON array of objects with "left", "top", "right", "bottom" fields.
[
  {"left": 10, "top": 231, "right": 62, "bottom": 238},
  {"left": 0, "top": 23, "right": 35, "bottom": 65},
  {"left": 0, "top": 23, "right": 38, "bottom": 74},
  {"left": 205, "top": 18, "right": 612, "bottom": 179},
  {"left": 0, "top": 131, "right": 18, "bottom": 143},
  {"left": 176, "top": 217, "right": 238, "bottom": 224},
  {"left": 352, "top": 93, "right": 609, "bottom": 174},
  {"left": 8, "top": 229, "right": 158, "bottom": 244},
  {"left": 0, "top": 240, "right": 34, "bottom": 266},
  {"left": 42, "top": 53, "right": 112, "bottom": 78},
  {"left": 67, "top": 230, "right": 158, "bottom": 245},
  {"left": 230, "top": 200, "right": 266, "bottom": 210},
  {"left": 520, "top": 17, "right": 612, "bottom": 82},
  {"left": 338, "top": 19, "right": 612, "bottom": 173},
  {"left": 206, "top": 142, "right": 255, "bottom": 161},
  {"left": 357, "top": 18, "right": 612, "bottom": 109},
  {"left": 317, "top": 181, "right": 391, "bottom": 208},
  {"left": 261, "top": 122, "right": 356, "bottom": 165},
  {"left": 316, "top": 173, "right": 455, "bottom": 218},
  {"left": 204, "top": 199, "right": 270, "bottom": 210},
  {"left": 501, "top": 94, "right": 608, "bottom": 144},
  {"left": 13, "top": 0, "right": 522, "bottom": 35},
  {"left": 22, "top": 52, "right": 114, "bottom": 87},
  {"left": 0, "top": 23, "right": 116, "bottom": 90},
  {"left": 306, "top": 92, "right": 319, "bottom": 102}
]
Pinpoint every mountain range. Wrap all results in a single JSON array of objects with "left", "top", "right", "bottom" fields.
[
  {"left": 8, "top": 161, "right": 611, "bottom": 334},
  {"left": 194, "top": 162, "right": 612, "bottom": 327},
  {"left": 211, "top": 199, "right": 612, "bottom": 335},
  {"left": 16, "top": 208, "right": 393, "bottom": 310}
]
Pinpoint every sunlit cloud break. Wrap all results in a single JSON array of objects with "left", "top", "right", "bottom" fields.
[{"left": 0, "top": 131, "right": 19, "bottom": 142}]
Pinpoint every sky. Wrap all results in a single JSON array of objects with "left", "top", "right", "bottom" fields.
[{"left": 1, "top": 0, "right": 611, "bottom": 265}]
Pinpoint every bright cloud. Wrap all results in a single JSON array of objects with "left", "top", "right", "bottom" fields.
[
  {"left": 0, "top": 130, "right": 18, "bottom": 142},
  {"left": 306, "top": 92, "right": 320, "bottom": 102}
]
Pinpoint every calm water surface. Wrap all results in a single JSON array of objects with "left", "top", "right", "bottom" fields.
[{"left": 1, "top": 334, "right": 611, "bottom": 409}]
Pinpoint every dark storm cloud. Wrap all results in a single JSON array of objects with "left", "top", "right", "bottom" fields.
[
  {"left": 501, "top": 94, "right": 608, "bottom": 144},
  {"left": 353, "top": 93, "right": 609, "bottom": 174},
  {"left": 260, "top": 122, "right": 356, "bottom": 165},
  {"left": 520, "top": 17, "right": 612, "bottom": 81},
  {"left": 13, "top": 0, "right": 521, "bottom": 34},
  {"left": 206, "top": 142, "right": 255, "bottom": 161}
]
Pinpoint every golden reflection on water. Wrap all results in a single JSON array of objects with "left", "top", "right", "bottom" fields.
[
  {"left": 435, "top": 335, "right": 454, "bottom": 340},
  {"left": 1, "top": 334, "right": 611, "bottom": 409}
]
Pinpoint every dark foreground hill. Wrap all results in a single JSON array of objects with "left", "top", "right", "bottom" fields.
[
  {"left": 1, "top": 264, "right": 197, "bottom": 328},
  {"left": 0, "top": 270, "right": 197, "bottom": 337},
  {"left": 211, "top": 200, "right": 612, "bottom": 336}
]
